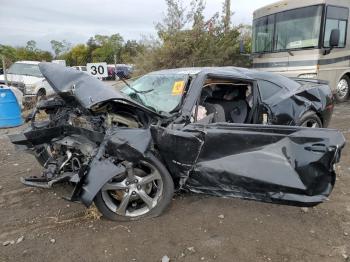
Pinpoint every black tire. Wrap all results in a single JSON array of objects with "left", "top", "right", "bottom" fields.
[
  {"left": 94, "top": 154, "right": 174, "bottom": 221},
  {"left": 335, "top": 75, "right": 350, "bottom": 103},
  {"left": 36, "top": 89, "right": 47, "bottom": 103},
  {"left": 298, "top": 111, "right": 322, "bottom": 128}
]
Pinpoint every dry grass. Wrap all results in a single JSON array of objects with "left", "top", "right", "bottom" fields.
[{"left": 84, "top": 205, "right": 102, "bottom": 220}]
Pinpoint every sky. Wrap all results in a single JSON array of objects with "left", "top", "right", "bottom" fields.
[{"left": 0, "top": 0, "right": 276, "bottom": 51}]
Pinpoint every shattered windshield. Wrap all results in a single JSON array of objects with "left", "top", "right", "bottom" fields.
[
  {"left": 121, "top": 74, "right": 188, "bottom": 114},
  {"left": 7, "top": 63, "right": 43, "bottom": 77}
]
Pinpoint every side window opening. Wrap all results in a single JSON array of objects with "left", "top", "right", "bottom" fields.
[
  {"left": 192, "top": 78, "right": 253, "bottom": 124},
  {"left": 258, "top": 80, "right": 282, "bottom": 102},
  {"left": 323, "top": 6, "right": 349, "bottom": 48}
]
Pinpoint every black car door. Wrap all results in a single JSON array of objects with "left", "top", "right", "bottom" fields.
[{"left": 169, "top": 122, "right": 344, "bottom": 207}]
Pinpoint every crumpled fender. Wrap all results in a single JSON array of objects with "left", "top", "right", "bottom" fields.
[
  {"left": 80, "top": 159, "right": 126, "bottom": 207},
  {"left": 79, "top": 128, "right": 152, "bottom": 206}
]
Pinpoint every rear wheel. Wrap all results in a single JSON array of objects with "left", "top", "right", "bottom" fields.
[
  {"left": 94, "top": 154, "right": 174, "bottom": 221},
  {"left": 299, "top": 111, "right": 322, "bottom": 128},
  {"left": 335, "top": 75, "right": 350, "bottom": 103}
]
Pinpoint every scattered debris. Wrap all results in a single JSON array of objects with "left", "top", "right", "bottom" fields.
[
  {"left": 301, "top": 207, "right": 309, "bottom": 213},
  {"left": 218, "top": 214, "right": 225, "bottom": 219},
  {"left": 13, "top": 163, "right": 18, "bottom": 166},
  {"left": 110, "top": 225, "right": 131, "bottom": 233},
  {"left": 162, "top": 255, "right": 170, "bottom": 262},
  {"left": 50, "top": 238, "right": 56, "bottom": 244},
  {"left": 310, "top": 230, "right": 315, "bottom": 234},
  {"left": 16, "top": 236, "right": 24, "bottom": 244},
  {"left": 3, "top": 240, "right": 12, "bottom": 246},
  {"left": 344, "top": 232, "right": 349, "bottom": 236},
  {"left": 187, "top": 247, "right": 196, "bottom": 253},
  {"left": 201, "top": 257, "right": 205, "bottom": 261}
]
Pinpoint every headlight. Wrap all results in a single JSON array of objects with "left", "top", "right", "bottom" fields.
[
  {"left": 25, "top": 84, "right": 36, "bottom": 94},
  {"left": 298, "top": 73, "right": 317, "bottom": 79}
]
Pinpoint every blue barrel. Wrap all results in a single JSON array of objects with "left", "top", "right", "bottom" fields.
[{"left": 0, "top": 87, "right": 23, "bottom": 128}]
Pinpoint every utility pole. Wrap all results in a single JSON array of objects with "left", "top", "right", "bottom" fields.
[
  {"left": 223, "top": 0, "right": 231, "bottom": 33},
  {"left": 114, "top": 53, "right": 117, "bottom": 80},
  {"left": 1, "top": 55, "right": 8, "bottom": 86}
]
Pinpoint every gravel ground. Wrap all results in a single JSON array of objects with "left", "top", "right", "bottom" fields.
[{"left": 0, "top": 103, "right": 350, "bottom": 262}]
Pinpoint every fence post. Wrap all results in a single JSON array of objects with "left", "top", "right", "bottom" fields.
[{"left": 1, "top": 55, "right": 8, "bottom": 86}]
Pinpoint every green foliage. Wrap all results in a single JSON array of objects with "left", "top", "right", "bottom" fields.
[
  {"left": 134, "top": 0, "right": 252, "bottom": 74},
  {"left": 0, "top": 41, "right": 53, "bottom": 68},
  {"left": 50, "top": 40, "right": 71, "bottom": 58}
]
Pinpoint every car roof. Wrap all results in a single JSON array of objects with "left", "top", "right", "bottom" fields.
[
  {"left": 148, "top": 67, "right": 300, "bottom": 90},
  {"left": 15, "top": 61, "right": 40, "bottom": 65}
]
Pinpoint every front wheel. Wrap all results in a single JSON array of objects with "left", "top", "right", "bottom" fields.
[
  {"left": 335, "top": 75, "right": 350, "bottom": 103},
  {"left": 94, "top": 154, "right": 174, "bottom": 221},
  {"left": 298, "top": 111, "right": 322, "bottom": 128}
]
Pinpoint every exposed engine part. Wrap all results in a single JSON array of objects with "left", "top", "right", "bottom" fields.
[
  {"left": 71, "top": 157, "right": 82, "bottom": 172},
  {"left": 59, "top": 150, "right": 73, "bottom": 171},
  {"left": 106, "top": 113, "right": 140, "bottom": 128}
]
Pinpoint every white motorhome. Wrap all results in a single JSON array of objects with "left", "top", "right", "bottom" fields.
[{"left": 252, "top": 0, "right": 350, "bottom": 102}]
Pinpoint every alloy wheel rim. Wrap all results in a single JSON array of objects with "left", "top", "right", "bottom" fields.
[
  {"left": 101, "top": 161, "right": 163, "bottom": 217},
  {"left": 336, "top": 79, "right": 349, "bottom": 99},
  {"left": 301, "top": 119, "right": 320, "bottom": 128}
]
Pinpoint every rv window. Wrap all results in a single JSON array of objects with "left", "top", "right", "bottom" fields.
[
  {"left": 274, "top": 5, "right": 323, "bottom": 51},
  {"left": 324, "top": 6, "right": 349, "bottom": 48},
  {"left": 252, "top": 15, "right": 275, "bottom": 53}
]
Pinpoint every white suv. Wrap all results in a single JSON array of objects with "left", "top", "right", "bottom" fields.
[{"left": 0, "top": 61, "right": 54, "bottom": 106}]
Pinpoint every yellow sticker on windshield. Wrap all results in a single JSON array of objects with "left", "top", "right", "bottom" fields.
[{"left": 172, "top": 81, "right": 185, "bottom": 96}]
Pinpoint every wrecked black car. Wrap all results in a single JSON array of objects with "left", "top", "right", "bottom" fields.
[{"left": 9, "top": 63, "right": 345, "bottom": 221}]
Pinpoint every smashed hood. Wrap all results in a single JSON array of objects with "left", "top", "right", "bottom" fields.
[{"left": 38, "top": 62, "right": 130, "bottom": 109}]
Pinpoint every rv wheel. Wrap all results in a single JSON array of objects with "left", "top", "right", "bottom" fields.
[{"left": 335, "top": 75, "right": 350, "bottom": 103}]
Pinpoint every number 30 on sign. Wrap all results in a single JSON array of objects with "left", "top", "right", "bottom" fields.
[{"left": 87, "top": 62, "right": 108, "bottom": 78}]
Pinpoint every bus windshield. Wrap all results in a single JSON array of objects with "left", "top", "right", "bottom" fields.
[{"left": 253, "top": 5, "right": 323, "bottom": 53}]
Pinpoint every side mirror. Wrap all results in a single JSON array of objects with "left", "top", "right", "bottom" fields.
[{"left": 330, "top": 29, "right": 340, "bottom": 48}]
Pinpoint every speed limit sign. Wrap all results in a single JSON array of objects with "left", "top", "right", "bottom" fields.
[{"left": 87, "top": 62, "right": 108, "bottom": 78}]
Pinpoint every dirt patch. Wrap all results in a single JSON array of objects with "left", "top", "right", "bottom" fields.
[{"left": 1, "top": 103, "right": 350, "bottom": 262}]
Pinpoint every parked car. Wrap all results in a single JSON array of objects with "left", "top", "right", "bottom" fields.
[
  {"left": 0, "top": 61, "right": 54, "bottom": 107},
  {"left": 106, "top": 64, "right": 134, "bottom": 80},
  {"left": 72, "top": 66, "right": 87, "bottom": 72},
  {"left": 9, "top": 63, "right": 344, "bottom": 221}
]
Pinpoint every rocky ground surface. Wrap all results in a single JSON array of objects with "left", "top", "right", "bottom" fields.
[{"left": 0, "top": 103, "right": 350, "bottom": 262}]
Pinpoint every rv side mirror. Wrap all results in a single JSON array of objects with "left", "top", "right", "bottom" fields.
[{"left": 330, "top": 29, "right": 340, "bottom": 48}]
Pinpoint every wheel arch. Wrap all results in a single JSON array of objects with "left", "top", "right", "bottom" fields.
[
  {"left": 37, "top": 87, "right": 46, "bottom": 96},
  {"left": 336, "top": 71, "right": 350, "bottom": 84}
]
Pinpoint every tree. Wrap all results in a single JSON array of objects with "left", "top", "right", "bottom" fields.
[
  {"left": 222, "top": 0, "right": 232, "bottom": 33},
  {"left": 156, "top": 0, "right": 188, "bottom": 39},
  {"left": 91, "top": 34, "right": 124, "bottom": 63},
  {"left": 26, "top": 40, "right": 37, "bottom": 52},
  {"left": 50, "top": 40, "right": 65, "bottom": 57},
  {"left": 70, "top": 44, "right": 88, "bottom": 65},
  {"left": 134, "top": 0, "right": 251, "bottom": 74}
]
